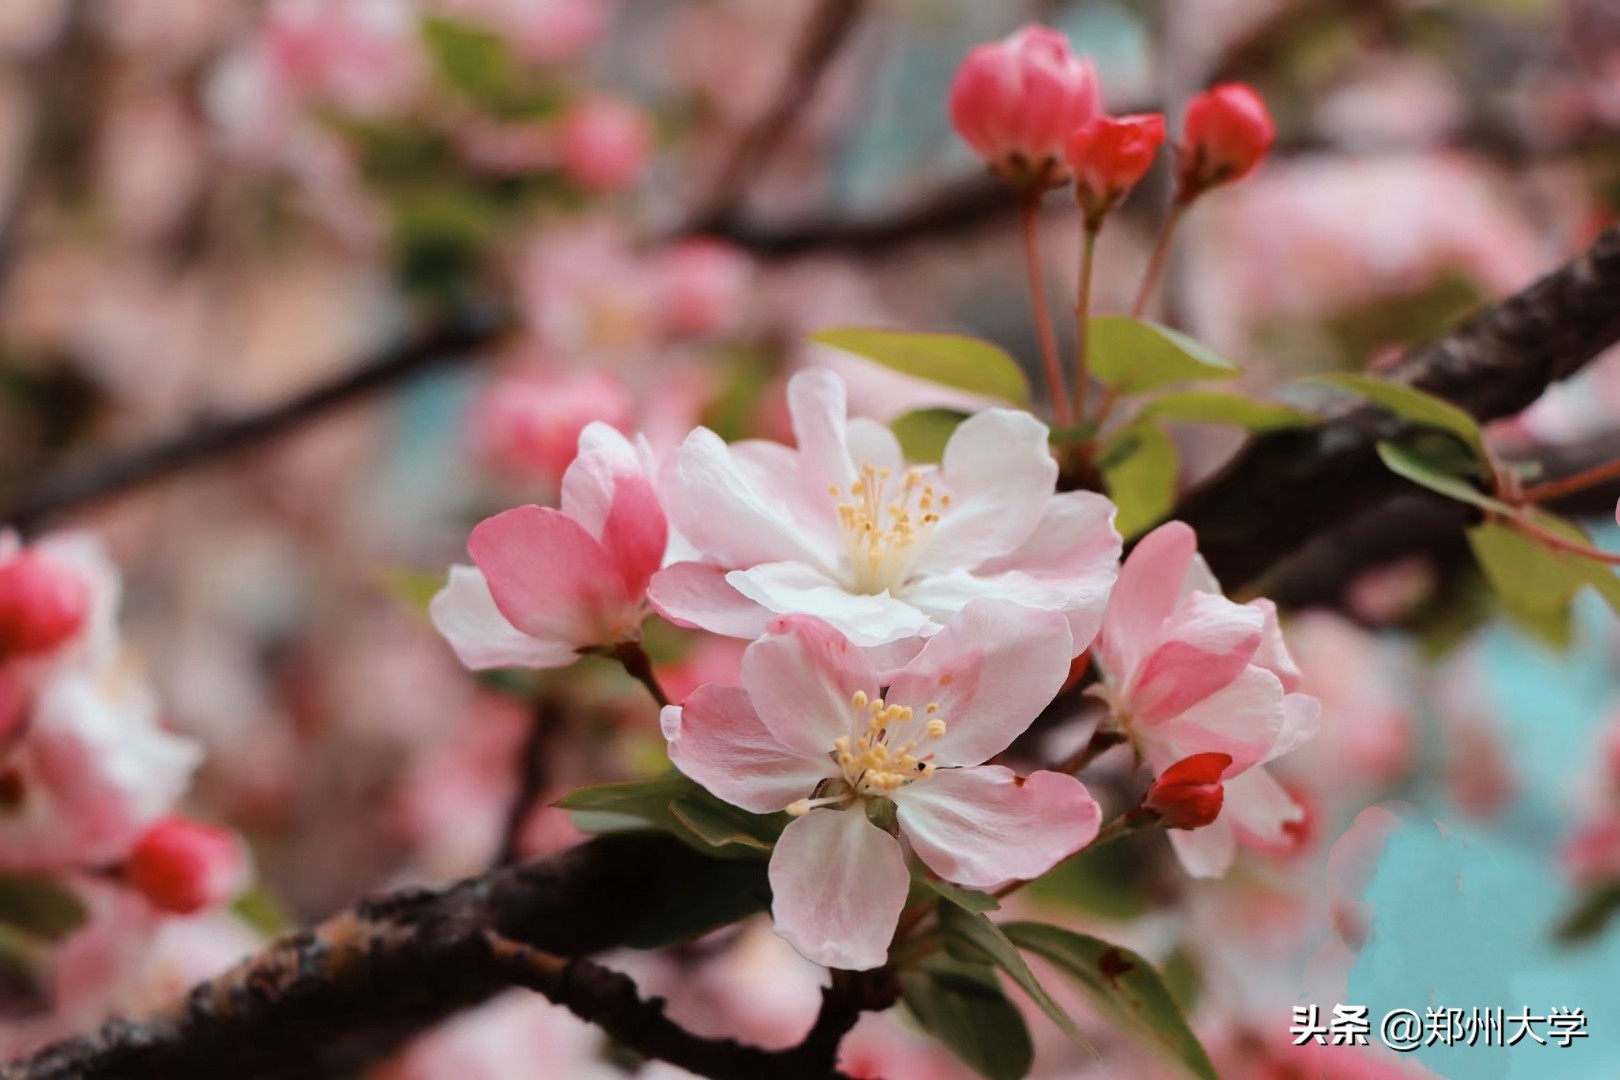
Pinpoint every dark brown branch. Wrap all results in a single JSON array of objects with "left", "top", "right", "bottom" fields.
[
  {"left": 0, "top": 307, "right": 512, "bottom": 534},
  {"left": 2, "top": 833, "right": 889, "bottom": 1080},
  {"left": 690, "top": 0, "right": 869, "bottom": 233},
  {"left": 1175, "top": 224, "right": 1620, "bottom": 590}
]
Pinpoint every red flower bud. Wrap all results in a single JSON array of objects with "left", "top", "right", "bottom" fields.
[
  {"left": 0, "top": 552, "right": 90, "bottom": 660},
  {"left": 1144, "top": 752, "right": 1232, "bottom": 830},
  {"left": 127, "top": 817, "right": 246, "bottom": 915},
  {"left": 949, "top": 25, "right": 1101, "bottom": 189},
  {"left": 1176, "top": 83, "right": 1275, "bottom": 199},
  {"left": 1064, "top": 113, "right": 1167, "bottom": 225}
]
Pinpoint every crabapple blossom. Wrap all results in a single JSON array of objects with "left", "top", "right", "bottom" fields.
[
  {"left": 949, "top": 26, "right": 1101, "bottom": 189},
  {"left": 662, "top": 601, "right": 1101, "bottom": 970},
  {"left": 125, "top": 817, "right": 248, "bottom": 915},
  {"left": 1093, "top": 520, "right": 1318, "bottom": 877},
  {"left": 1177, "top": 83, "right": 1276, "bottom": 198},
  {"left": 431, "top": 422, "right": 668, "bottom": 670},
  {"left": 0, "top": 545, "right": 92, "bottom": 660},
  {"left": 655, "top": 239, "right": 751, "bottom": 340},
  {"left": 470, "top": 366, "right": 634, "bottom": 486},
  {"left": 1064, "top": 113, "right": 1167, "bottom": 226},
  {"left": 650, "top": 368, "right": 1121, "bottom": 652},
  {"left": 559, "top": 98, "right": 654, "bottom": 193}
]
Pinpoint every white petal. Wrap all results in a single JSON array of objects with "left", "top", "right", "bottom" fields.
[
  {"left": 727, "top": 563, "right": 934, "bottom": 647},
  {"left": 919, "top": 410, "right": 1057, "bottom": 571},
  {"left": 768, "top": 808, "right": 910, "bottom": 971},
  {"left": 662, "top": 428, "right": 828, "bottom": 569},
  {"left": 429, "top": 565, "right": 580, "bottom": 671},
  {"left": 661, "top": 687, "right": 832, "bottom": 813},
  {"left": 647, "top": 562, "right": 773, "bottom": 640},
  {"left": 1168, "top": 818, "right": 1237, "bottom": 879}
]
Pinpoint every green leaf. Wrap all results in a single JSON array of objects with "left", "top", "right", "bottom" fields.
[
  {"left": 1004, "top": 922, "right": 1217, "bottom": 1080},
  {"left": 900, "top": 958, "right": 1034, "bottom": 1080},
  {"left": 936, "top": 904, "right": 1092, "bottom": 1056},
  {"left": 667, "top": 795, "right": 787, "bottom": 857},
  {"left": 1138, "top": 391, "right": 1315, "bottom": 432},
  {"left": 912, "top": 872, "right": 1000, "bottom": 914},
  {"left": 1375, "top": 443, "right": 1510, "bottom": 514},
  {"left": 810, "top": 329, "right": 1029, "bottom": 405},
  {"left": 1555, "top": 881, "right": 1620, "bottom": 944},
  {"left": 1089, "top": 317, "right": 1239, "bottom": 395},
  {"left": 1466, "top": 516, "right": 1620, "bottom": 645},
  {"left": 422, "top": 17, "right": 515, "bottom": 107},
  {"left": 556, "top": 777, "right": 786, "bottom": 858},
  {"left": 891, "top": 409, "right": 969, "bottom": 464},
  {"left": 1308, "top": 374, "right": 1485, "bottom": 453},
  {"left": 625, "top": 859, "right": 771, "bottom": 949},
  {"left": 1099, "top": 423, "right": 1178, "bottom": 538},
  {"left": 0, "top": 875, "right": 87, "bottom": 941}
]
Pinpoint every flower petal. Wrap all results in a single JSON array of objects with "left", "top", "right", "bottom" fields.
[
  {"left": 974, "top": 491, "right": 1121, "bottom": 652},
  {"left": 662, "top": 686, "right": 832, "bottom": 813},
  {"left": 560, "top": 423, "right": 667, "bottom": 596},
  {"left": 895, "top": 766, "right": 1100, "bottom": 888},
  {"left": 769, "top": 808, "right": 910, "bottom": 971},
  {"left": 1168, "top": 818, "right": 1237, "bottom": 879},
  {"left": 845, "top": 417, "right": 905, "bottom": 475},
  {"left": 1225, "top": 766, "right": 1304, "bottom": 849},
  {"left": 1247, "top": 598, "right": 1303, "bottom": 692},
  {"left": 919, "top": 410, "right": 1058, "bottom": 570},
  {"left": 648, "top": 562, "right": 773, "bottom": 640},
  {"left": 1266, "top": 692, "right": 1321, "bottom": 763},
  {"left": 1144, "top": 664, "right": 1286, "bottom": 776},
  {"left": 468, "top": 506, "right": 630, "bottom": 646},
  {"left": 727, "top": 562, "right": 934, "bottom": 647},
  {"left": 741, "top": 614, "right": 881, "bottom": 758},
  {"left": 429, "top": 565, "right": 581, "bottom": 671},
  {"left": 885, "top": 599, "right": 1072, "bottom": 767},
  {"left": 1097, "top": 520, "right": 1197, "bottom": 683},
  {"left": 662, "top": 427, "right": 827, "bottom": 568},
  {"left": 787, "top": 369, "right": 857, "bottom": 499},
  {"left": 1127, "top": 591, "right": 1263, "bottom": 723}
]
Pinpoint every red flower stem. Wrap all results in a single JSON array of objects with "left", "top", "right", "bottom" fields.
[
  {"left": 1019, "top": 192, "right": 1073, "bottom": 427},
  {"left": 1073, "top": 223, "right": 1100, "bottom": 425},
  {"left": 1511, "top": 513, "right": 1620, "bottom": 566},
  {"left": 1131, "top": 199, "right": 1185, "bottom": 319},
  {"left": 1522, "top": 458, "right": 1620, "bottom": 505}
]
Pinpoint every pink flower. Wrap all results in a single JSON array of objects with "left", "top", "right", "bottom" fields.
[
  {"left": 662, "top": 601, "right": 1101, "bottom": 970},
  {"left": 560, "top": 98, "right": 653, "bottom": 193},
  {"left": 655, "top": 239, "right": 750, "bottom": 340},
  {"left": 1094, "top": 521, "right": 1318, "bottom": 877},
  {"left": 1177, "top": 83, "right": 1275, "bottom": 198},
  {"left": 431, "top": 423, "right": 668, "bottom": 670},
  {"left": 1064, "top": 113, "right": 1166, "bottom": 225},
  {"left": 0, "top": 548, "right": 91, "bottom": 660},
  {"left": 650, "top": 369, "right": 1121, "bottom": 652},
  {"left": 126, "top": 817, "right": 249, "bottom": 915},
  {"left": 949, "top": 26, "right": 1101, "bottom": 187},
  {"left": 470, "top": 367, "right": 634, "bottom": 486}
]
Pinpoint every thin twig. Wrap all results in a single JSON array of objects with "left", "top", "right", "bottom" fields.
[
  {"left": 1019, "top": 193, "right": 1072, "bottom": 426},
  {"left": 1130, "top": 200, "right": 1184, "bottom": 319},
  {"left": 494, "top": 696, "right": 561, "bottom": 867}
]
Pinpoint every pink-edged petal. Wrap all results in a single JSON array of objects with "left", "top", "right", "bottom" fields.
[
  {"left": 560, "top": 424, "right": 668, "bottom": 597},
  {"left": 919, "top": 410, "right": 1057, "bottom": 570},
  {"left": 429, "top": 565, "right": 582, "bottom": 670},
  {"left": 769, "top": 808, "right": 910, "bottom": 971},
  {"left": 1144, "top": 665, "right": 1286, "bottom": 776},
  {"left": 885, "top": 599, "right": 1072, "bottom": 767},
  {"left": 1264, "top": 692, "right": 1321, "bottom": 763},
  {"left": 727, "top": 562, "right": 934, "bottom": 647},
  {"left": 976, "top": 490, "right": 1120, "bottom": 652},
  {"left": 905, "top": 565, "right": 1113, "bottom": 660},
  {"left": 1097, "top": 520, "right": 1198, "bottom": 682},
  {"left": 662, "top": 427, "right": 827, "bottom": 568},
  {"left": 1225, "top": 766, "right": 1304, "bottom": 848},
  {"left": 1168, "top": 818, "right": 1237, "bottom": 879},
  {"left": 895, "top": 766, "right": 1100, "bottom": 888},
  {"left": 662, "top": 686, "right": 833, "bottom": 813},
  {"left": 1127, "top": 591, "right": 1263, "bottom": 722},
  {"left": 741, "top": 614, "right": 881, "bottom": 758},
  {"left": 648, "top": 562, "right": 773, "bottom": 640},
  {"left": 1247, "top": 598, "right": 1303, "bottom": 692},
  {"left": 468, "top": 506, "right": 632, "bottom": 646},
  {"left": 787, "top": 369, "right": 857, "bottom": 499}
]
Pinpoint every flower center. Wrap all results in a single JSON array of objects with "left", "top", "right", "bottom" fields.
[
  {"left": 786, "top": 690, "right": 948, "bottom": 819},
  {"left": 829, "top": 464, "right": 949, "bottom": 595}
]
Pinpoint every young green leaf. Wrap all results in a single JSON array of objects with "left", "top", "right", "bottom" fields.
[
  {"left": 668, "top": 794, "right": 788, "bottom": 858},
  {"left": 900, "top": 958, "right": 1035, "bottom": 1080},
  {"left": 1375, "top": 443, "right": 1511, "bottom": 515},
  {"left": 1099, "top": 423, "right": 1178, "bottom": 539},
  {"left": 937, "top": 904, "right": 1093, "bottom": 1055},
  {"left": 891, "top": 409, "right": 970, "bottom": 464},
  {"left": 1308, "top": 374, "right": 1485, "bottom": 454},
  {"left": 911, "top": 871, "right": 1000, "bottom": 913},
  {"left": 1003, "top": 922, "right": 1218, "bottom": 1080},
  {"left": 810, "top": 329, "right": 1030, "bottom": 405},
  {"left": 0, "top": 875, "right": 87, "bottom": 942},
  {"left": 1089, "top": 317, "right": 1240, "bottom": 394},
  {"left": 1138, "top": 391, "right": 1314, "bottom": 432},
  {"left": 556, "top": 777, "right": 787, "bottom": 857},
  {"left": 1554, "top": 881, "right": 1620, "bottom": 944},
  {"left": 1468, "top": 516, "right": 1620, "bottom": 628}
]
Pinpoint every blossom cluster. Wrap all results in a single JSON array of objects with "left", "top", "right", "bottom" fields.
[{"left": 433, "top": 366, "right": 1319, "bottom": 971}]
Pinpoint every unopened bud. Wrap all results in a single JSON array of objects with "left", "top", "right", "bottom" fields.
[
  {"left": 1144, "top": 752, "right": 1232, "bottom": 830},
  {"left": 0, "top": 552, "right": 90, "bottom": 660},
  {"left": 1176, "top": 84, "right": 1275, "bottom": 201},
  {"left": 127, "top": 817, "right": 247, "bottom": 916}
]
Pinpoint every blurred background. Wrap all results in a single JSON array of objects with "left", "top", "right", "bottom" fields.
[{"left": 5, "top": 1, "right": 1620, "bottom": 1077}]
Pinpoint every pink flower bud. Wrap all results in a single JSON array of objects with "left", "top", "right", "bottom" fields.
[
  {"left": 1176, "top": 83, "right": 1275, "bottom": 198},
  {"left": 471, "top": 368, "right": 634, "bottom": 486},
  {"left": 0, "top": 552, "right": 91, "bottom": 659},
  {"left": 656, "top": 239, "right": 749, "bottom": 340},
  {"left": 1144, "top": 752, "right": 1232, "bottom": 830},
  {"left": 949, "top": 25, "right": 1101, "bottom": 189},
  {"left": 127, "top": 817, "right": 246, "bottom": 916},
  {"left": 560, "top": 98, "right": 653, "bottom": 193},
  {"left": 1064, "top": 112, "right": 1166, "bottom": 224}
]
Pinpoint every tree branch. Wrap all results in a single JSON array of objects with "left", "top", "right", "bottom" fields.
[{"left": 0, "top": 307, "right": 511, "bottom": 534}]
